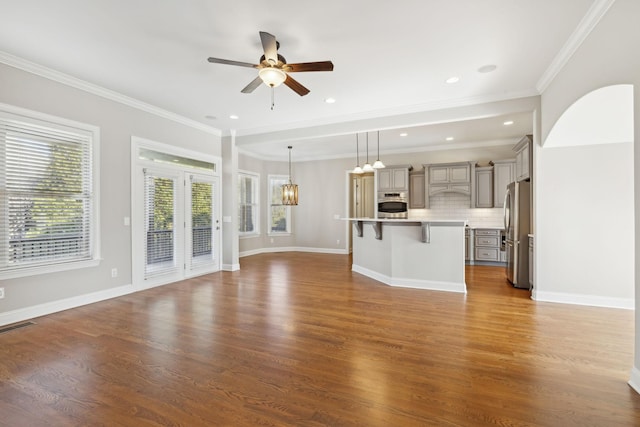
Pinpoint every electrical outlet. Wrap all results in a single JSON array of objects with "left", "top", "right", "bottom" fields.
[
  {"left": 337, "top": 239, "right": 340, "bottom": 245},
  {"left": 111, "top": 268, "right": 118, "bottom": 278},
  {"left": 0, "top": 287, "right": 5, "bottom": 299},
  {"left": 270, "top": 238, "right": 274, "bottom": 243}
]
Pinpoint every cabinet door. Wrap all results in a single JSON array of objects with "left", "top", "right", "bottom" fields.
[
  {"left": 475, "top": 169, "right": 493, "bottom": 208},
  {"left": 392, "top": 168, "right": 408, "bottom": 190},
  {"left": 429, "top": 166, "right": 449, "bottom": 184},
  {"left": 493, "top": 161, "right": 514, "bottom": 207},
  {"left": 377, "top": 169, "right": 392, "bottom": 191},
  {"left": 409, "top": 173, "right": 425, "bottom": 208},
  {"left": 449, "top": 165, "right": 470, "bottom": 183}
]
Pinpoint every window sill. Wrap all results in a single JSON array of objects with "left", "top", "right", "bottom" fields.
[{"left": 0, "top": 258, "right": 101, "bottom": 280}]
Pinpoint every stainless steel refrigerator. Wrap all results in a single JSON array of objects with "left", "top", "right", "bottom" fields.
[{"left": 504, "top": 181, "right": 530, "bottom": 289}]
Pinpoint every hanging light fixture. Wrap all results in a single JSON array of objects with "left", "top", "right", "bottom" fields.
[
  {"left": 363, "top": 132, "right": 374, "bottom": 172},
  {"left": 352, "top": 134, "right": 363, "bottom": 174},
  {"left": 373, "top": 130, "right": 385, "bottom": 169},
  {"left": 282, "top": 146, "right": 298, "bottom": 205}
]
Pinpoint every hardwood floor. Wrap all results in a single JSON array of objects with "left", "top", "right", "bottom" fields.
[{"left": 1, "top": 253, "right": 639, "bottom": 426}]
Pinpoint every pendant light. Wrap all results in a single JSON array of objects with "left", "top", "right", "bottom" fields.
[
  {"left": 282, "top": 146, "right": 298, "bottom": 205},
  {"left": 352, "top": 134, "right": 364, "bottom": 174},
  {"left": 372, "top": 130, "right": 386, "bottom": 169},
  {"left": 362, "top": 132, "right": 374, "bottom": 172}
]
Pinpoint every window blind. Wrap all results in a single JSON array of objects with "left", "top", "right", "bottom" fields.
[
  {"left": 143, "top": 171, "right": 177, "bottom": 278},
  {"left": 0, "top": 115, "right": 93, "bottom": 272},
  {"left": 190, "top": 179, "right": 212, "bottom": 265}
]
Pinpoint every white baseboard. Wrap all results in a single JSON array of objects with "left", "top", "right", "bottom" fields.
[
  {"left": 0, "top": 284, "right": 135, "bottom": 327},
  {"left": 222, "top": 263, "right": 240, "bottom": 271},
  {"left": 352, "top": 264, "right": 467, "bottom": 294},
  {"left": 240, "top": 247, "right": 349, "bottom": 258},
  {"left": 629, "top": 366, "right": 640, "bottom": 395},
  {"left": 532, "top": 290, "right": 634, "bottom": 310}
]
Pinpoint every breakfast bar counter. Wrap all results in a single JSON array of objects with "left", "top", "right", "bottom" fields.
[{"left": 346, "top": 218, "right": 467, "bottom": 293}]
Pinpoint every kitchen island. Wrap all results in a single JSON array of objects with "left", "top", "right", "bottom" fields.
[{"left": 347, "top": 218, "right": 467, "bottom": 293}]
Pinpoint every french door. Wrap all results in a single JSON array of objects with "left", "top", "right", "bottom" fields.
[{"left": 132, "top": 140, "right": 221, "bottom": 289}]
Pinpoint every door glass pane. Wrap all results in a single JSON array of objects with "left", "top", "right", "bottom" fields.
[
  {"left": 144, "top": 175, "right": 176, "bottom": 278},
  {"left": 191, "top": 180, "right": 213, "bottom": 265}
]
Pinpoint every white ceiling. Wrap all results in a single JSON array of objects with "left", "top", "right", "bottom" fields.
[{"left": 0, "top": 0, "right": 599, "bottom": 161}]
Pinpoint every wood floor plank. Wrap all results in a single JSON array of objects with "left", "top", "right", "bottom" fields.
[{"left": 1, "top": 253, "right": 639, "bottom": 426}]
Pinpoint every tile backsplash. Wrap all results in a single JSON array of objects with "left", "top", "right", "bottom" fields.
[{"left": 409, "top": 194, "right": 504, "bottom": 228}]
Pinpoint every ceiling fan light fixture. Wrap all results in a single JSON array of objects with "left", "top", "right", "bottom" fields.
[{"left": 259, "top": 67, "right": 287, "bottom": 87}]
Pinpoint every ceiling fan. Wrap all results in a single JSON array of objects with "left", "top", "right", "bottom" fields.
[{"left": 207, "top": 31, "right": 333, "bottom": 101}]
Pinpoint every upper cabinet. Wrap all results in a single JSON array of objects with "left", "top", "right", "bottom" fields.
[
  {"left": 378, "top": 165, "right": 411, "bottom": 192},
  {"left": 425, "top": 162, "right": 473, "bottom": 196},
  {"left": 475, "top": 166, "right": 493, "bottom": 208},
  {"left": 490, "top": 159, "right": 515, "bottom": 207},
  {"left": 409, "top": 169, "right": 425, "bottom": 209},
  {"left": 514, "top": 135, "right": 532, "bottom": 182}
]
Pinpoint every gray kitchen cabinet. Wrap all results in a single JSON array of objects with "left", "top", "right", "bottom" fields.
[
  {"left": 409, "top": 170, "right": 425, "bottom": 209},
  {"left": 514, "top": 135, "right": 532, "bottom": 182},
  {"left": 490, "top": 159, "right": 515, "bottom": 207},
  {"left": 378, "top": 165, "right": 411, "bottom": 192},
  {"left": 465, "top": 228, "right": 471, "bottom": 261},
  {"left": 475, "top": 166, "right": 493, "bottom": 208},
  {"left": 474, "top": 229, "right": 502, "bottom": 262},
  {"left": 425, "top": 161, "right": 473, "bottom": 198},
  {"left": 529, "top": 235, "right": 534, "bottom": 289}
]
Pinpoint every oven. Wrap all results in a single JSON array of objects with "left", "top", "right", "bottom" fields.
[{"left": 377, "top": 192, "right": 408, "bottom": 219}]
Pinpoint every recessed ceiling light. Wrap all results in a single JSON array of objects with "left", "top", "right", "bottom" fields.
[
  {"left": 204, "top": 115, "right": 217, "bottom": 120},
  {"left": 324, "top": 97, "right": 336, "bottom": 104},
  {"left": 477, "top": 64, "right": 497, "bottom": 73},
  {"left": 400, "top": 133, "right": 408, "bottom": 137},
  {"left": 445, "top": 76, "right": 460, "bottom": 84},
  {"left": 229, "top": 114, "right": 239, "bottom": 120},
  {"left": 446, "top": 136, "right": 454, "bottom": 141},
  {"left": 503, "top": 120, "right": 514, "bottom": 126}
]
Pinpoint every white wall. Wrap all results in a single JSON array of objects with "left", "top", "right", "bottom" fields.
[
  {"left": 537, "top": 0, "right": 637, "bottom": 307},
  {"left": 0, "top": 62, "right": 221, "bottom": 319},
  {"left": 535, "top": 142, "right": 633, "bottom": 306},
  {"left": 535, "top": 0, "right": 638, "bottom": 390}
]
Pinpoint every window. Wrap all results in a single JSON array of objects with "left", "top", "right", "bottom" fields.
[
  {"left": 0, "top": 106, "right": 99, "bottom": 278},
  {"left": 268, "top": 175, "right": 291, "bottom": 235},
  {"left": 238, "top": 171, "right": 259, "bottom": 236}
]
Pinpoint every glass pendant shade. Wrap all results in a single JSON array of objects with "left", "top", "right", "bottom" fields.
[
  {"left": 259, "top": 67, "right": 287, "bottom": 87},
  {"left": 282, "top": 182, "right": 298, "bottom": 205},
  {"left": 373, "top": 159, "right": 385, "bottom": 169},
  {"left": 352, "top": 165, "right": 364, "bottom": 174},
  {"left": 282, "top": 146, "right": 298, "bottom": 205}
]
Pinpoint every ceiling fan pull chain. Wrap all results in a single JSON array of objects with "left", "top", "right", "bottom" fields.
[{"left": 271, "top": 86, "right": 275, "bottom": 110}]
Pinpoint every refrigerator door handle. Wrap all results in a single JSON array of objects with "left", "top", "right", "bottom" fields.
[{"left": 503, "top": 190, "right": 511, "bottom": 231}]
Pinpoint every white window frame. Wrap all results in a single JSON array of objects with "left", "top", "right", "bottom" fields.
[
  {"left": 238, "top": 170, "right": 260, "bottom": 238},
  {"left": 0, "top": 103, "right": 100, "bottom": 280},
  {"left": 268, "top": 174, "right": 291, "bottom": 236}
]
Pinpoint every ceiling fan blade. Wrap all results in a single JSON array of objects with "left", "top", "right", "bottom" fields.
[
  {"left": 284, "top": 61, "right": 334, "bottom": 72},
  {"left": 284, "top": 75, "right": 310, "bottom": 96},
  {"left": 259, "top": 31, "right": 278, "bottom": 65},
  {"left": 207, "top": 57, "right": 258, "bottom": 68},
  {"left": 241, "top": 76, "right": 263, "bottom": 94}
]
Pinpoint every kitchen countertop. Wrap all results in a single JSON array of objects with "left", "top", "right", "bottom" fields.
[{"left": 343, "top": 218, "right": 467, "bottom": 226}]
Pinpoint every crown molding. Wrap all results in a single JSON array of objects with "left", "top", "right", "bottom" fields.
[
  {"left": 0, "top": 50, "right": 222, "bottom": 136},
  {"left": 536, "top": 0, "right": 616, "bottom": 93}
]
